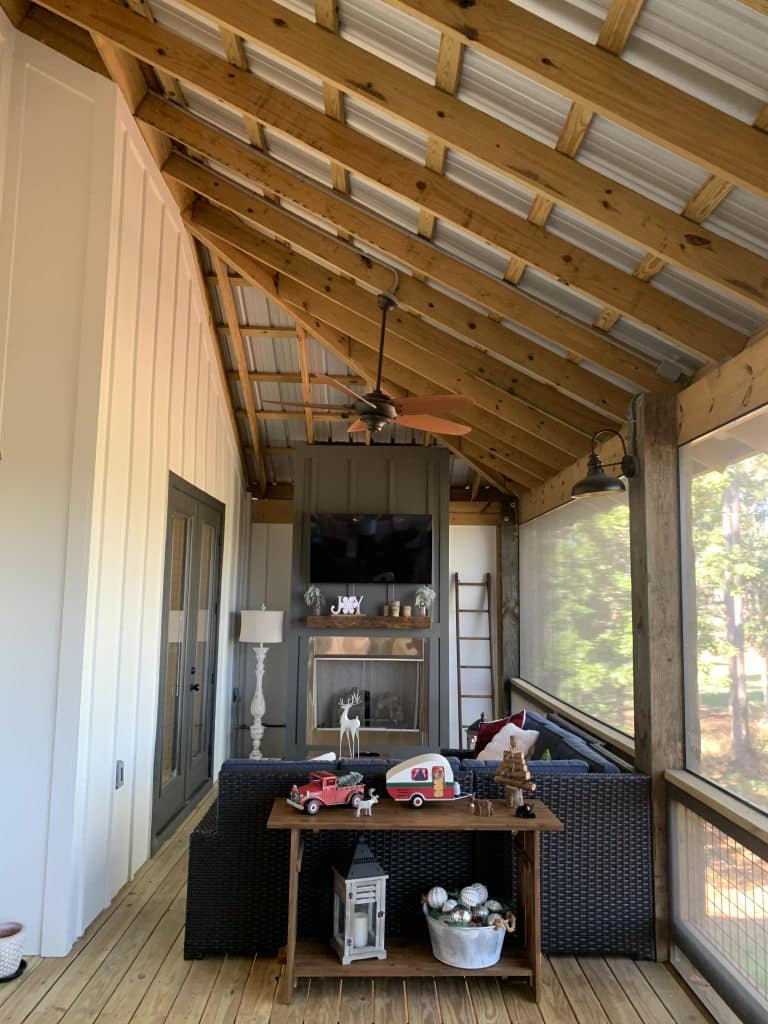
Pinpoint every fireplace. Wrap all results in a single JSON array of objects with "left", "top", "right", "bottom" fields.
[{"left": 307, "top": 635, "right": 428, "bottom": 751}]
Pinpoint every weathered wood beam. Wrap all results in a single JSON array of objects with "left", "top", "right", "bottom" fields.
[
  {"left": 31, "top": 0, "right": 760, "bottom": 345},
  {"left": 379, "top": 0, "right": 768, "bottom": 197},
  {"left": 213, "top": 253, "right": 267, "bottom": 495},
  {"left": 170, "top": 158, "right": 632, "bottom": 419},
  {"left": 189, "top": 205, "right": 606, "bottom": 452},
  {"left": 151, "top": 126, "right": 671, "bottom": 391},
  {"left": 629, "top": 392, "right": 685, "bottom": 961}
]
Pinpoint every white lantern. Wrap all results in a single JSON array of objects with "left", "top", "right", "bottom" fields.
[{"left": 331, "top": 839, "right": 388, "bottom": 966}]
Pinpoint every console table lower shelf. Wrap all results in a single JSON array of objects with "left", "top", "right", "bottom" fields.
[{"left": 267, "top": 798, "right": 563, "bottom": 1003}]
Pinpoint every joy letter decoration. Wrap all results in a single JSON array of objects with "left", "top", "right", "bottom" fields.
[{"left": 330, "top": 595, "right": 364, "bottom": 615}]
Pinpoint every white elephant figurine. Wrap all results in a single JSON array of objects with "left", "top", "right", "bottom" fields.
[{"left": 330, "top": 595, "right": 364, "bottom": 615}]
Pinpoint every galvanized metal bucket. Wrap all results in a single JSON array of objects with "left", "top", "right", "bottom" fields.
[{"left": 426, "top": 917, "right": 505, "bottom": 969}]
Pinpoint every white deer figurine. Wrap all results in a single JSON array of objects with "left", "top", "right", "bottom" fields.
[
  {"left": 338, "top": 690, "right": 362, "bottom": 758},
  {"left": 355, "top": 788, "right": 379, "bottom": 817}
]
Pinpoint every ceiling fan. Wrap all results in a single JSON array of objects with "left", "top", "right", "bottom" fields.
[{"left": 317, "top": 294, "right": 473, "bottom": 435}]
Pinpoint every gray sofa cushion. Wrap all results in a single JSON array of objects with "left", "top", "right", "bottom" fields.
[{"left": 525, "top": 712, "right": 619, "bottom": 773}]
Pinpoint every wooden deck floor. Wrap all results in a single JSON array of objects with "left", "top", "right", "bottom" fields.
[{"left": 0, "top": 792, "right": 715, "bottom": 1024}]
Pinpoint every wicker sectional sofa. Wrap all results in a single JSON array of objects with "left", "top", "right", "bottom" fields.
[{"left": 184, "top": 721, "right": 655, "bottom": 961}]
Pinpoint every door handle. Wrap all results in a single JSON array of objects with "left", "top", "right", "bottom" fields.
[{"left": 190, "top": 683, "right": 201, "bottom": 692}]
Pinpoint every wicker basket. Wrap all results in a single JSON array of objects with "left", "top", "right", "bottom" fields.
[
  {"left": 0, "top": 923, "right": 24, "bottom": 979},
  {"left": 426, "top": 917, "right": 505, "bottom": 969}
]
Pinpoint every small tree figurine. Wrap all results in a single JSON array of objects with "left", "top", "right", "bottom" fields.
[
  {"left": 304, "top": 584, "right": 325, "bottom": 616},
  {"left": 493, "top": 736, "right": 536, "bottom": 809},
  {"left": 414, "top": 584, "right": 436, "bottom": 615}
]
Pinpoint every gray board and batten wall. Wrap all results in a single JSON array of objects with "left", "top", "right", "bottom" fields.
[{"left": 285, "top": 443, "right": 451, "bottom": 757}]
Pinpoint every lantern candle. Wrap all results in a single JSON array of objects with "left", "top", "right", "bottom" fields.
[{"left": 352, "top": 911, "right": 368, "bottom": 948}]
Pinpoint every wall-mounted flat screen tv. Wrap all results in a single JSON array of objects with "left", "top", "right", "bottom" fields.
[{"left": 309, "top": 513, "right": 432, "bottom": 584}]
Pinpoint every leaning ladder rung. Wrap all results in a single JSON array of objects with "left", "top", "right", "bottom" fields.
[
  {"left": 458, "top": 607, "right": 488, "bottom": 613},
  {"left": 458, "top": 581, "right": 487, "bottom": 586},
  {"left": 462, "top": 693, "right": 493, "bottom": 699},
  {"left": 461, "top": 665, "right": 491, "bottom": 670},
  {"left": 459, "top": 635, "right": 491, "bottom": 640}
]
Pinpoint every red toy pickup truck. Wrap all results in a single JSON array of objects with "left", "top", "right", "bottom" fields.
[{"left": 287, "top": 770, "right": 365, "bottom": 815}]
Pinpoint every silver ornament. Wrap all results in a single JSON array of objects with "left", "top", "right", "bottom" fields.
[
  {"left": 441, "top": 898, "right": 458, "bottom": 913},
  {"left": 449, "top": 906, "right": 472, "bottom": 925},
  {"left": 473, "top": 904, "right": 490, "bottom": 922},
  {"left": 471, "top": 883, "right": 489, "bottom": 903},
  {"left": 487, "top": 912, "right": 504, "bottom": 927},
  {"left": 485, "top": 899, "right": 503, "bottom": 912}
]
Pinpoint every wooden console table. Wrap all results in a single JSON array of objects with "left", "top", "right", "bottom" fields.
[{"left": 267, "top": 798, "right": 563, "bottom": 1003}]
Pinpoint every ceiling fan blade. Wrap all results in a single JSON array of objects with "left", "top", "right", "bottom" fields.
[
  {"left": 347, "top": 419, "right": 369, "bottom": 432},
  {"left": 316, "top": 373, "right": 377, "bottom": 409},
  {"left": 397, "top": 394, "right": 475, "bottom": 415},
  {"left": 396, "top": 413, "right": 471, "bottom": 436}
]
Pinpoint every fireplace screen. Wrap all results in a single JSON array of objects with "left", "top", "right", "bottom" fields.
[{"left": 307, "top": 635, "right": 428, "bottom": 750}]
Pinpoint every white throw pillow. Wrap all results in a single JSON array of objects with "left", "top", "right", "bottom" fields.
[
  {"left": 476, "top": 722, "right": 539, "bottom": 761},
  {"left": 309, "top": 751, "right": 337, "bottom": 761}
]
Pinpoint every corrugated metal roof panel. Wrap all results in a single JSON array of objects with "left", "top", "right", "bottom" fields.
[
  {"left": 545, "top": 207, "right": 644, "bottom": 273},
  {"left": 431, "top": 221, "right": 510, "bottom": 278},
  {"left": 457, "top": 48, "right": 572, "bottom": 146},
  {"left": 626, "top": 0, "right": 768, "bottom": 123},
  {"left": 344, "top": 95, "right": 428, "bottom": 163},
  {"left": 184, "top": 85, "right": 250, "bottom": 143},
  {"left": 508, "top": 0, "right": 606, "bottom": 44},
  {"left": 206, "top": 158, "right": 267, "bottom": 197},
  {"left": 338, "top": 0, "right": 441, "bottom": 83},
  {"left": 347, "top": 174, "right": 420, "bottom": 232},
  {"left": 576, "top": 114, "right": 711, "bottom": 213},
  {"left": 608, "top": 318, "right": 704, "bottom": 378},
  {"left": 443, "top": 151, "right": 535, "bottom": 218},
  {"left": 261, "top": 127, "right": 333, "bottom": 187},
  {"left": 241, "top": 41, "right": 325, "bottom": 111},
  {"left": 272, "top": 0, "right": 314, "bottom": 21},
  {"left": 150, "top": 0, "right": 226, "bottom": 57},
  {"left": 650, "top": 265, "right": 764, "bottom": 336},
  {"left": 703, "top": 187, "right": 768, "bottom": 261},
  {"left": 518, "top": 266, "right": 604, "bottom": 324}
]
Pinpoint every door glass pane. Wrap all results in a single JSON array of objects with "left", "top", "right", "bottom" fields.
[
  {"left": 191, "top": 521, "right": 216, "bottom": 758},
  {"left": 162, "top": 513, "right": 190, "bottom": 785}
]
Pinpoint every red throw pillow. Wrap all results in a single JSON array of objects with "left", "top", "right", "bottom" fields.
[{"left": 473, "top": 711, "right": 526, "bottom": 756}]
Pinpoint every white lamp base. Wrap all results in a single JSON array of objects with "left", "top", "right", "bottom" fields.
[{"left": 249, "top": 644, "right": 268, "bottom": 760}]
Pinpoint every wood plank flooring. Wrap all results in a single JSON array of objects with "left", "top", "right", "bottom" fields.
[{"left": 0, "top": 792, "right": 716, "bottom": 1024}]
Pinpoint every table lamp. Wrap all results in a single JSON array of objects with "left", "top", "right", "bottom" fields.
[{"left": 239, "top": 605, "right": 284, "bottom": 759}]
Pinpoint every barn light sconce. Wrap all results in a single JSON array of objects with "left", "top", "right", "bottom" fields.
[{"left": 571, "top": 429, "right": 638, "bottom": 498}]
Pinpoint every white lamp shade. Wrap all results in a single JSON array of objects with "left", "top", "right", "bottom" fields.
[{"left": 239, "top": 609, "right": 284, "bottom": 645}]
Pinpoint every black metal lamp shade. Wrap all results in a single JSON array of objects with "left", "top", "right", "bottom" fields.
[{"left": 571, "top": 431, "right": 638, "bottom": 498}]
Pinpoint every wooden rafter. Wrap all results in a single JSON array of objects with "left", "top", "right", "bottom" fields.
[
  {"left": 295, "top": 325, "right": 314, "bottom": 444},
  {"left": 314, "top": 0, "right": 350, "bottom": 211},
  {"left": 218, "top": 22, "right": 272, "bottom": 159},
  {"left": 122, "top": 0, "right": 184, "bottom": 106},
  {"left": 170, "top": 160, "right": 633, "bottom": 419},
  {"left": 188, "top": 204, "right": 612, "bottom": 452},
  {"left": 129, "top": 0, "right": 768, "bottom": 318},
  {"left": 14, "top": 6, "right": 107, "bottom": 74},
  {"left": 531, "top": 0, "right": 647, "bottom": 333},
  {"left": 378, "top": 0, "right": 768, "bottom": 196},
  {"left": 418, "top": 31, "right": 464, "bottom": 240},
  {"left": 32, "top": 0, "right": 765, "bottom": 336},
  {"left": 152, "top": 120, "right": 673, "bottom": 392},
  {"left": 213, "top": 253, "right": 267, "bottom": 494}
]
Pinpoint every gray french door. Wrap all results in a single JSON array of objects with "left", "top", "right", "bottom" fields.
[{"left": 152, "top": 475, "right": 223, "bottom": 850}]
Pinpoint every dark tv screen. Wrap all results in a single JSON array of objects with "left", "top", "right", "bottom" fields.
[{"left": 309, "top": 513, "right": 432, "bottom": 584}]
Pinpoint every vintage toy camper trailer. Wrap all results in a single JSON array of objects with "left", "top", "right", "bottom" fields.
[{"left": 385, "top": 753, "right": 461, "bottom": 807}]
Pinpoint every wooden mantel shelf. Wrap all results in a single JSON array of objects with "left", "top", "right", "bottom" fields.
[{"left": 305, "top": 615, "right": 432, "bottom": 629}]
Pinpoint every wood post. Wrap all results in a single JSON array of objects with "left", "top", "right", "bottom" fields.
[
  {"left": 629, "top": 393, "right": 685, "bottom": 961},
  {"left": 499, "top": 500, "right": 520, "bottom": 712}
]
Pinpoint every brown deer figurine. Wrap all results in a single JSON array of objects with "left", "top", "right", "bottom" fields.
[{"left": 468, "top": 792, "right": 494, "bottom": 817}]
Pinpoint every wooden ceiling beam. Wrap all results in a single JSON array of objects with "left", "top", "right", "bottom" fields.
[
  {"left": 150, "top": 112, "right": 671, "bottom": 391},
  {"left": 378, "top": 0, "right": 767, "bottom": 197},
  {"left": 146, "top": 0, "right": 768, "bottom": 317},
  {"left": 32, "top": 0, "right": 759, "bottom": 346},
  {"left": 213, "top": 253, "right": 268, "bottom": 495},
  {"left": 0, "top": 0, "right": 28, "bottom": 27},
  {"left": 169, "top": 158, "right": 633, "bottom": 419},
  {"left": 189, "top": 205, "right": 611, "bottom": 452},
  {"left": 195, "top": 232, "right": 565, "bottom": 486},
  {"left": 313, "top": 0, "right": 350, "bottom": 209},
  {"left": 597, "top": 0, "right": 647, "bottom": 54}
]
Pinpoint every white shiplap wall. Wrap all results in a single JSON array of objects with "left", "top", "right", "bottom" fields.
[{"left": 0, "top": 25, "right": 247, "bottom": 955}]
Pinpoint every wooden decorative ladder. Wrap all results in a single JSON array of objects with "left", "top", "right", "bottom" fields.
[{"left": 454, "top": 572, "right": 495, "bottom": 748}]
